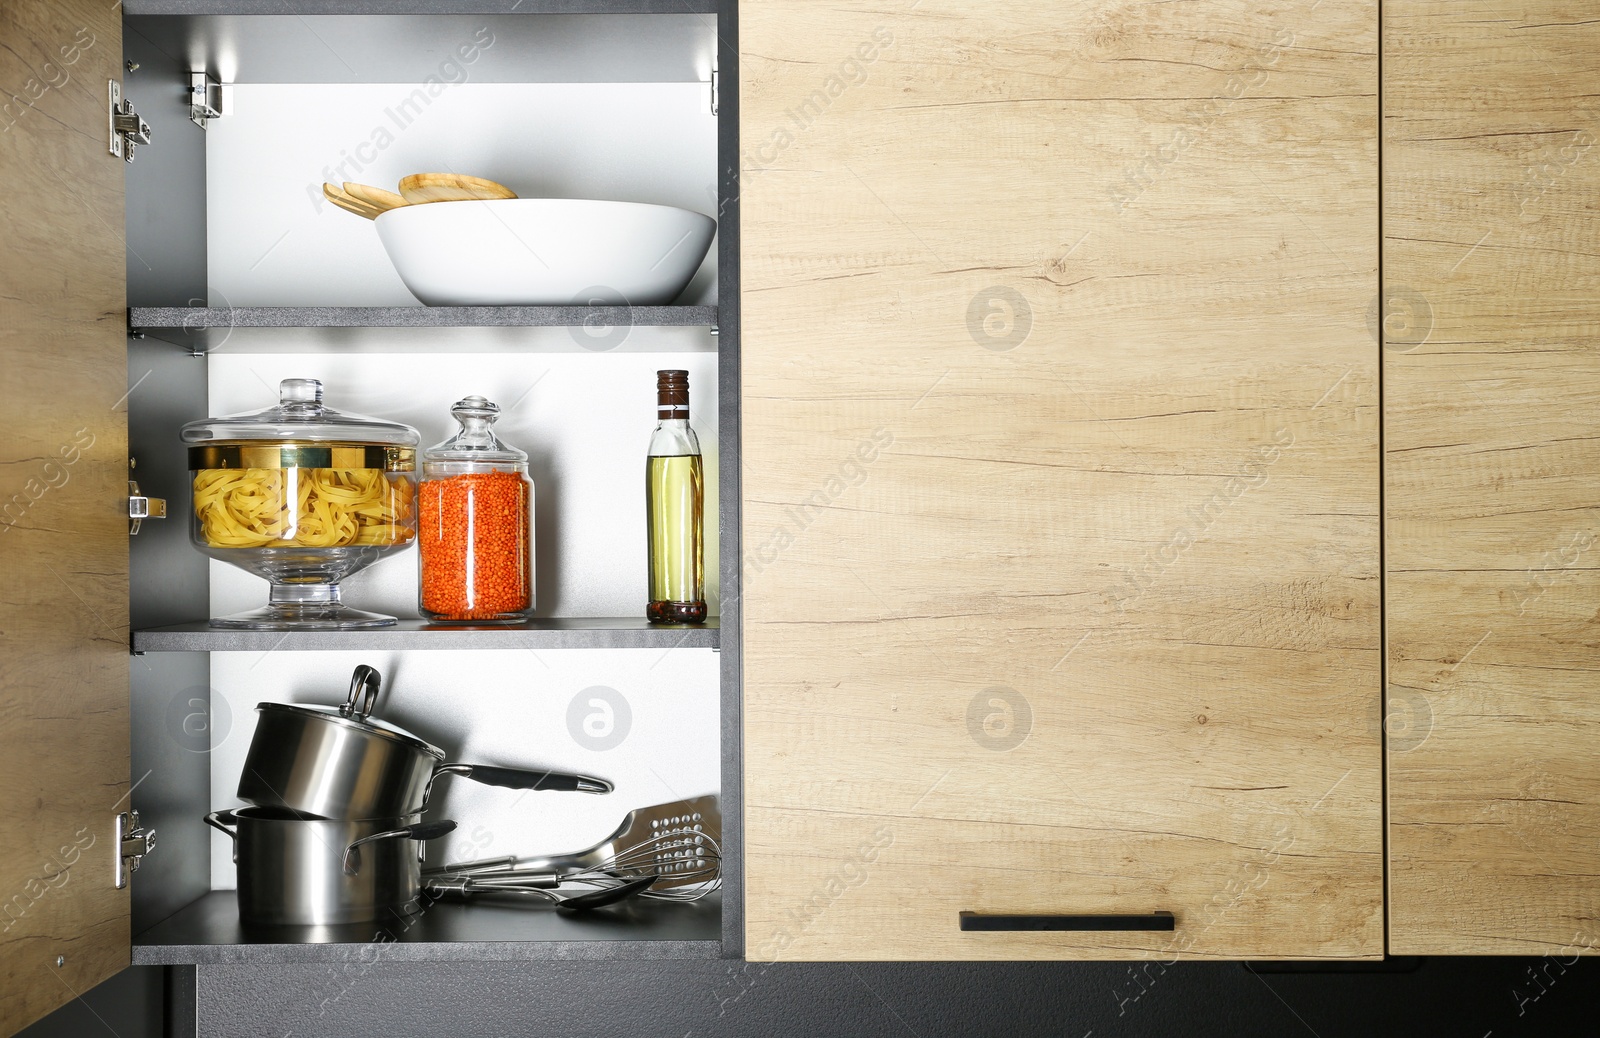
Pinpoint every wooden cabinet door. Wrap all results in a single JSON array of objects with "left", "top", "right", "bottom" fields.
[
  {"left": 1386, "top": 1, "right": 1600, "bottom": 955},
  {"left": 0, "top": 1, "right": 130, "bottom": 1030},
  {"left": 740, "top": 0, "right": 1382, "bottom": 959}
]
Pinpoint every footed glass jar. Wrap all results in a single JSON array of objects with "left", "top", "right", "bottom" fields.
[
  {"left": 182, "top": 379, "right": 419, "bottom": 630},
  {"left": 418, "top": 396, "right": 535, "bottom": 624}
]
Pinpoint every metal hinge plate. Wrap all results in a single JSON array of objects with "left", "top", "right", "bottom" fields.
[
  {"left": 109, "top": 80, "right": 151, "bottom": 162},
  {"left": 128, "top": 479, "right": 167, "bottom": 535},
  {"left": 115, "top": 810, "right": 155, "bottom": 889},
  {"left": 190, "top": 71, "right": 227, "bottom": 128}
]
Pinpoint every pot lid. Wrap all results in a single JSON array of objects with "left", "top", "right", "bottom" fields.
[
  {"left": 181, "top": 378, "right": 420, "bottom": 447},
  {"left": 254, "top": 701, "right": 446, "bottom": 760}
]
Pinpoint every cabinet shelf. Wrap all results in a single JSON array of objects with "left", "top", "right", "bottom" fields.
[
  {"left": 132, "top": 890, "right": 722, "bottom": 965},
  {"left": 130, "top": 305, "right": 718, "bottom": 351},
  {"left": 132, "top": 618, "right": 719, "bottom": 653}
]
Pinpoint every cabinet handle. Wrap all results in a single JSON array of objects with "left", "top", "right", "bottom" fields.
[{"left": 959, "top": 911, "right": 1175, "bottom": 932}]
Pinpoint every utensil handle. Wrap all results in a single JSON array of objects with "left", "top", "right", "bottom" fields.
[
  {"left": 342, "top": 664, "right": 381, "bottom": 721},
  {"left": 958, "top": 911, "right": 1175, "bottom": 932},
  {"left": 446, "top": 764, "right": 614, "bottom": 795}
]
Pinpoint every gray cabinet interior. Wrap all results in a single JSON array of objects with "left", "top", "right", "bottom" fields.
[{"left": 119, "top": 0, "right": 743, "bottom": 969}]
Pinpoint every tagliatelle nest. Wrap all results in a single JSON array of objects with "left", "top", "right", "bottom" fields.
[{"left": 193, "top": 468, "right": 414, "bottom": 548}]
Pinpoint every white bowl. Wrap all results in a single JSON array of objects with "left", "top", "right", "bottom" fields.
[{"left": 374, "top": 198, "right": 716, "bottom": 307}]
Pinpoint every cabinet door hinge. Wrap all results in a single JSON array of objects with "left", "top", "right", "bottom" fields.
[
  {"left": 109, "top": 80, "right": 151, "bottom": 162},
  {"left": 190, "top": 71, "right": 227, "bottom": 128},
  {"left": 115, "top": 810, "right": 155, "bottom": 889},
  {"left": 129, "top": 478, "right": 167, "bottom": 535}
]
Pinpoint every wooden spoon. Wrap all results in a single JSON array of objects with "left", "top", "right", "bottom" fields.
[
  {"left": 322, "top": 182, "right": 384, "bottom": 220},
  {"left": 342, "top": 182, "right": 408, "bottom": 213},
  {"left": 399, "top": 172, "right": 518, "bottom": 204}
]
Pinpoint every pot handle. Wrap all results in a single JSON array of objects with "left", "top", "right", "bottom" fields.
[
  {"left": 341, "top": 664, "right": 381, "bottom": 722},
  {"left": 204, "top": 811, "right": 239, "bottom": 865},
  {"left": 343, "top": 819, "right": 457, "bottom": 876},
  {"left": 437, "top": 763, "right": 614, "bottom": 795}
]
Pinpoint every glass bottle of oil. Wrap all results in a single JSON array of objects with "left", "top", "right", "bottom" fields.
[{"left": 646, "top": 369, "right": 706, "bottom": 624}]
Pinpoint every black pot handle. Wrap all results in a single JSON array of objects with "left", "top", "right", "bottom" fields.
[
  {"left": 344, "top": 820, "right": 458, "bottom": 875},
  {"left": 341, "top": 664, "right": 381, "bottom": 722},
  {"left": 404, "top": 820, "right": 459, "bottom": 842},
  {"left": 441, "top": 763, "right": 613, "bottom": 795}
]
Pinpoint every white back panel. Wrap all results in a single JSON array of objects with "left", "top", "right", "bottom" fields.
[{"left": 206, "top": 83, "right": 718, "bottom": 307}]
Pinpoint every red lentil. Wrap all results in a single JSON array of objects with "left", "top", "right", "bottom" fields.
[{"left": 418, "top": 471, "right": 531, "bottom": 621}]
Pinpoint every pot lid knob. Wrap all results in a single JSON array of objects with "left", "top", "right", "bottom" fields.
[{"left": 342, "top": 664, "right": 381, "bottom": 721}]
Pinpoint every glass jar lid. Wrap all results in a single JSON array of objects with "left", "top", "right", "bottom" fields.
[
  {"left": 182, "top": 379, "right": 420, "bottom": 447},
  {"left": 183, "top": 379, "right": 419, "bottom": 470},
  {"left": 423, "top": 395, "right": 528, "bottom": 465}
]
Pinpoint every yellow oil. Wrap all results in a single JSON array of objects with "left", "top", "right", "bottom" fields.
[{"left": 646, "top": 454, "right": 705, "bottom": 622}]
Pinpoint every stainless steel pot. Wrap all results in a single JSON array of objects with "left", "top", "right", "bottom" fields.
[
  {"left": 206, "top": 808, "right": 456, "bottom": 926},
  {"left": 237, "top": 664, "right": 612, "bottom": 819}
]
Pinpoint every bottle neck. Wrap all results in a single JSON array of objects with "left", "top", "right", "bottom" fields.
[{"left": 649, "top": 416, "right": 700, "bottom": 457}]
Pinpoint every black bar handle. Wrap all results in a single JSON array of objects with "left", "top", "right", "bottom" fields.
[{"left": 959, "top": 911, "right": 1175, "bottom": 932}]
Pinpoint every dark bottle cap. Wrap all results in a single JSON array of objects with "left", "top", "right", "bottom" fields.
[{"left": 657, "top": 370, "right": 689, "bottom": 405}]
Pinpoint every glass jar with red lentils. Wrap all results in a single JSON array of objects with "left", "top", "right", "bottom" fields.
[{"left": 418, "top": 395, "right": 535, "bottom": 623}]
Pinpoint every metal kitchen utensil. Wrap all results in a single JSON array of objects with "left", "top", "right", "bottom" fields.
[
  {"left": 556, "top": 875, "right": 657, "bottom": 912},
  {"left": 425, "top": 796, "right": 721, "bottom": 895},
  {"left": 238, "top": 664, "right": 613, "bottom": 819},
  {"left": 398, "top": 171, "right": 517, "bottom": 204},
  {"left": 424, "top": 873, "right": 658, "bottom": 912},
  {"left": 206, "top": 808, "right": 455, "bottom": 926}
]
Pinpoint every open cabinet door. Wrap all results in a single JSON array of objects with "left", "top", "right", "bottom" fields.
[
  {"left": 0, "top": 1, "right": 130, "bottom": 1030},
  {"left": 740, "top": 1, "right": 1382, "bottom": 959}
]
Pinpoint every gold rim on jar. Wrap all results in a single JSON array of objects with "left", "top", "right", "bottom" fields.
[{"left": 187, "top": 443, "right": 416, "bottom": 472}]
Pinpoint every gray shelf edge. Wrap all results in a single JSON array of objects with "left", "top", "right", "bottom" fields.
[
  {"left": 132, "top": 619, "right": 720, "bottom": 652},
  {"left": 128, "top": 305, "right": 718, "bottom": 330},
  {"left": 130, "top": 938, "right": 723, "bottom": 965}
]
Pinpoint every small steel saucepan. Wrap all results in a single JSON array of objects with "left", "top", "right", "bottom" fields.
[
  {"left": 237, "top": 664, "right": 612, "bottom": 820},
  {"left": 207, "top": 808, "right": 456, "bottom": 926}
]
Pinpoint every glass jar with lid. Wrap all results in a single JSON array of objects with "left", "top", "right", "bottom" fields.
[
  {"left": 181, "top": 378, "right": 419, "bottom": 629},
  {"left": 418, "top": 395, "right": 535, "bottom": 624}
]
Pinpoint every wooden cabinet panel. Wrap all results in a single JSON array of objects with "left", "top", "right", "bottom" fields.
[
  {"left": 0, "top": 1, "right": 129, "bottom": 1030},
  {"left": 1385, "top": 0, "right": 1600, "bottom": 955},
  {"left": 740, "top": 0, "right": 1381, "bottom": 959}
]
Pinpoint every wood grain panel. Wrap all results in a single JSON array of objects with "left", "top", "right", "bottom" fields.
[
  {"left": 1385, "top": 0, "right": 1600, "bottom": 955},
  {"left": 0, "top": 1, "right": 129, "bottom": 1031},
  {"left": 740, "top": 0, "right": 1381, "bottom": 959}
]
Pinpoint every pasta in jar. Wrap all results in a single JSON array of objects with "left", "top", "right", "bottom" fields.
[{"left": 193, "top": 467, "right": 415, "bottom": 549}]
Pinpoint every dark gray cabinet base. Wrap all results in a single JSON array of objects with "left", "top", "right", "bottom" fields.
[{"left": 23, "top": 959, "right": 1600, "bottom": 1038}]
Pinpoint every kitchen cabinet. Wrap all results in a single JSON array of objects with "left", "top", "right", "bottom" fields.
[
  {"left": 739, "top": 0, "right": 1384, "bottom": 959},
  {"left": 7, "top": 0, "right": 1597, "bottom": 1029},
  {"left": 1384, "top": 0, "right": 1600, "bottom": 954},
  {"left": 1, "top": 2, "right": 739, "bottom": 1034}
]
